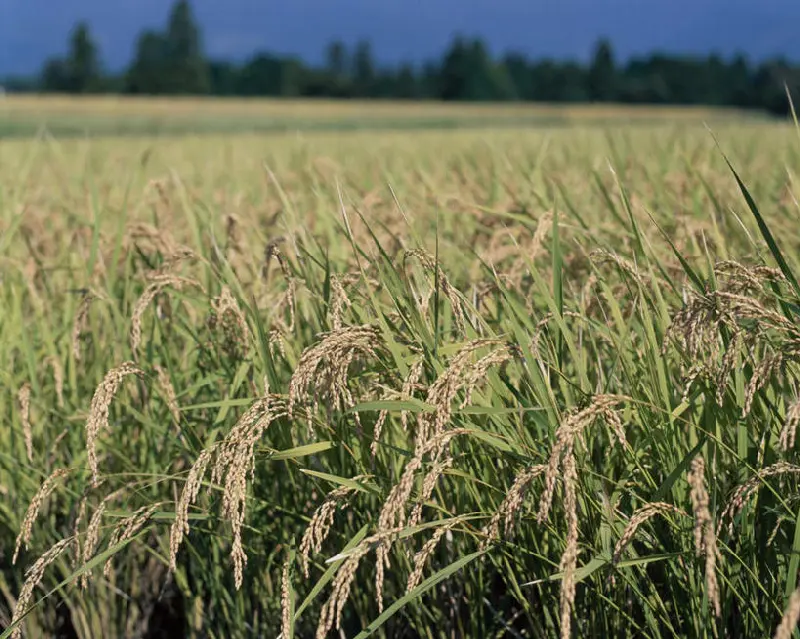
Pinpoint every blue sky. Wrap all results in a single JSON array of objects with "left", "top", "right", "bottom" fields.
[{"left": 1, "top": 0, "right": 798, "bottom": 75}]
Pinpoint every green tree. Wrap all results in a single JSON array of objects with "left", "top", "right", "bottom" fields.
[
  {"left": 163, "top": 0, "right": 210, "bottom": 94},
  {"left": 324, "top": 40, "right": 352, "bottom": 96},
  {"left": 208, "top": 60, "right": 239, "bottom": 95},
  {"left": 126, "top": 31, "right": 168, "bottom": 94},
  {"left": 40, "top": 58, "right": 70, "bottom": 92},
  {"left": 326, "top": 40, "right": 348, "bottom": 78},
  {"left": 439, "top": 37, "right": 516, "bottom": 101},
  {"left": 352, "top": 40, "right": 376, "bottom": 97},
  {"left": 65, "top": 22, "right": 102, "bottom": 92},
  {"left": 587, "top": 38, "right": 617, "bottom": 101},
  {"left": 395, "top": 63, "right": 419, "bottom": 99},
  {"left": 236, "top": 54, "right": 303, "bottom": 96}
]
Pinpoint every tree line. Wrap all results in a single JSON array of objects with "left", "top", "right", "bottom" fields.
[{"left": 5, "top": 0, "right": 799, "bottom": 115}]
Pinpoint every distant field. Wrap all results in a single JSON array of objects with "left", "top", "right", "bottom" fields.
[
  {"left": 0, "top": 94, "right": 769, "bottom": 138},
  {"left": 3, "top": 108, "right": 800, "bottom": 639}
]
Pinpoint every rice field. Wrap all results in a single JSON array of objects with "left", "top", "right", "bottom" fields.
[
  {"left": 0, "top": 95, "right": 762, "bottom": 138},
  {"left": 2, "top": 98, "right": 800, "bottom": 638}
]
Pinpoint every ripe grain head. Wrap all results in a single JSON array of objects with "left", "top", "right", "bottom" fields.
[
  {"left": 9, "top": 538, "right": 72, "bottom": 639},
  {"left": 13, "top": 468, "right": 71, "bottom": 564},
  {"left": 17, "top": 382, "right": 32, "bottom": 462},
  {"left": 85, "top": 361, "right": 143, "bottom": 486}
]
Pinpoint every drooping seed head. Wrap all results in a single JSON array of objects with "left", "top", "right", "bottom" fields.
[
  {"left": 17, "top": 383, "right": 32, "bottom": 462},
  {"left": 85, "top": 362, "right": 143, "bottom": 486},
  {"left": 9, "top": 539, "right": 72, "bottom": 639},
  {"left": 13, "top": 468, "right": 71, "bottom": 564}
]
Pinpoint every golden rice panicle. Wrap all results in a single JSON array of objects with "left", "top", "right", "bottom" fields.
[
  {"left": 481, "top": 464, "right": 547, "bottom": 549},
  {"left": 72, "top": 495, "right": 88, "bottom": 569},
  {"left": 538, "top": 395, "right": 627, "bottom": 524},
  {"left": 406, "top": 520, "right": 459, "bottom": 592},
  {"left": 80, "top": 501, "right": 108, "bottom": 589},
  {"left": 22, "top": 257, "right": 43, "bottom": 312},
  {"left": 374, "top": 539, "right": 390, "bottom": 613},
  {"left": 661, "top": 288, "right": 720, "bottom": 359},
  {"left": 328, "top": 274, "right": 352, "bottom": 331},
  {"left": 377, "top": 429, "right": 466, "bottom": 536},
  {"left": 211, "top": 396, "right": 283, "bottom": 589},
  {"left": 403, "top": 248, "right": 466, "bottom": 333},
  {"left": 688, "top": 457, "right": 710, "bottom": 554},
  {"left": 612, "top": 502, "right": 687, "bottom": 564},
  {"left": 154, "top": 364, "right": 180, "bottom": 425},
  {"left": 13, "top": 468, "right": 71, "bottom": 564},
  {"left": 781, "top": 396, "right": 800, "bottom": 451},
  {"left": 71, "top": 291, "right": 96, "bottom": 362},
  {"left": 315, "top": 544, "right": 371, "bottom": 639},
  {"left": 130, "top": 275, "right": 199, "bottom": 354},
  {"left": 408, "top": 457, "right": 453, "bottom": 528},
  {"left": 85, "top": 361, "right": 143, "bottom": 486},
  {"left": 103, "top": 503, "right": 163, "bottom": 577},
  {"left": 368, "top": 429, "right": 467, "bottom": 612},
  {"left": 371, "top": 358, "right": 426, "bottom": 457},
  {"left": 458, "top": 347, "right": 514, "bottom": 410},
  {"left": 687, "top": 456, "right": 721, "bottom": 617},
  {"left": 714, "top": 260, "right": 784, "bottom": 295},
  {"left": 370, "top": 408, "right": 389, "bottom": 457},
  {"left": 9, "top": 538, "right": 72, "bottom": 639},
  {"left": 591, "top": 248, "right": 650, "bottom": 289},
  {"left": 281, "top": 550, "right": 293, "bottom": 639},
  {"left": 558, "top": 448, "right": 579, "bottom": 639},
  {"left": 287, "top": 325, "right": 383, "bottom": 427},
  {"left": 269, "top": 327, "right": 288, "bottom": 359},
  {"left": 299, "top": 485, "right": 355, "bottom": 578},
  {"left": 418, "top": 340, "right": 505, "bottom": 449},
  {"left": 530, "top": 210, "right": 553, "bottom": 260},
  {"left": 719, "top": 462, "right": 800, "bottom": 536},
  {"left": 316, "top": 527, "right": 403, "bottom": 638},
  {"left": 46, "top": 355, "right": 65, "bottom": 408},
  {"left": 743, "top": 352, "right": 784, "bottom": 417},
  {"left": 17, "top": 382, "right": 32, "bottom": 462},
  {"left": 210, "top": 285, "right": 253, "bottom": 357},
  {"left": 774, "top": 586, "right": 800, "bottom": 639},
  {"left": 170, "top": 446, "right": 216, "bottom": 572},
  {"left": 401, "top": 359, "right": 425, "bottom": 434},
  {"left": 264, "top": 240, "right": 297, "bottom": 330}
]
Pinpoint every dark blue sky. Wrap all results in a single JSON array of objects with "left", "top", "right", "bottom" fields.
[{"left": 1, "top": 0, "right": 798, "bottom": 75}]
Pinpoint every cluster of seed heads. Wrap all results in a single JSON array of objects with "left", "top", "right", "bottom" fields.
[
  {"left": 481, "top": 464, "right": 547, "bottom": 548},
  {"left": 299, "top": 484, "right": 358, "bottom": 578},
  {"left": 130, "top": 275, "right": 200, "bottom": 354},
  {"left": 170, "top": 395, "right": 286, "bottom": 589},
  {"left": 403, "top": 249, "right": 467, "bottom": 334},
  {"left": 208, "top": 285, "right": 252, "bottom": 359},
  {"left": 612, "top": 502, "right": 687, "bottom": 564},
  {"left": 406, "top": 518, "right": 462, "bottom": 592},
  {"left": 288, "top": 325, "right": 384, "bottom": 431}
]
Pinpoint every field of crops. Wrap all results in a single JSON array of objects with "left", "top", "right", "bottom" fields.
[
  {"left": 0, "top": 95, "right": 761, "bottom": 138},
  {"left": 2, "top": 99, "right": 800, "bottom": 638}
]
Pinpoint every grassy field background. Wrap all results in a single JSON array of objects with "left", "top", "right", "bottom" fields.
[
  {"left": 0, "top": 95, "right": 768, "bottom": 138},
  {"left": 2, "top": 98, "right": 800, "bottom": 638}
]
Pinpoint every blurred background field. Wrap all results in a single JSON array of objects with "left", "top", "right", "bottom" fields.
[{"left": 0, "top": 95, "right": 769, "bottom": 138}]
